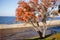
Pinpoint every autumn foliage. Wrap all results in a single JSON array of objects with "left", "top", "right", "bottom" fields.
[{"left": 15, "top": 0, "right": 57, "bottom": 22}]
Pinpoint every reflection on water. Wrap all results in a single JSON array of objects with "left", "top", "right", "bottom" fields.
[{"left": 48, "top": 26, "right": 60, "bottom": 32}]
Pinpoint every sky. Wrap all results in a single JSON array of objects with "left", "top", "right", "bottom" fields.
[
  {"left": 0, "top": 0, "right": 30, "bottom": 16},
  {"left": 0, "top": 0, "right": 60, "bottom": 16},
  {"left": 0, "top": 0, "right": 19, "bottom": 16}
]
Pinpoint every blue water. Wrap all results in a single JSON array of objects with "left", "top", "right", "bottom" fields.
[
  {"left": 0, "top": 16, "right": 15, "bottom": 24},
  {"left": 0, "top": 16, "right": 60, "bottom": 32},
  {"left": 0, "top": 16, "right": 60, "bottom": 24},
  {"left": 47, "top": 26, "right": 60, "bottom": 32}
]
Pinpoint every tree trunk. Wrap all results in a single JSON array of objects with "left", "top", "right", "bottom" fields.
[
  {"left": 37, "top": 31, "right": 42, "bottom": 38},
  {"left": 58, "top": 5, "right": 60, "bottom": 13},
  {"left": 42, "top": 23, "right": 47, "bottom": 37},
  {"left": 30, "top": 19, "right": 43, "bottom": 38}
]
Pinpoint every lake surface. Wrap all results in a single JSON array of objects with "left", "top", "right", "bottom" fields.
[
  {"left": 0, "top": 16, "right": 60, "bottom": 32},
  {"left": 0, "top": 16, "right": 60, "bottom": 24}
]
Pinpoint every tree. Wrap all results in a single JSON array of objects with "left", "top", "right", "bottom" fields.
[{"left": 15, "top": 0, "right": 58, "bottom": 38}]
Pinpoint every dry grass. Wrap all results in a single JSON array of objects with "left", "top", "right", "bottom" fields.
[{"left": 44, "top": 32, "right": 60, "bottom": 40}]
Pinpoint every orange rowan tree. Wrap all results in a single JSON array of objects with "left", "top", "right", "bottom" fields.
[{"left": 16, "top": 0, "right": 58, "bottom": 38}]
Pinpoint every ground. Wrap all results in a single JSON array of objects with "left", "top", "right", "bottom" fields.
[
  {"left": 0, "top": 27, "right": 60, "bottom": 40},
  {"left": 32, "top": 32, "right": 60, "bottom": 40},
  {"left": 44, "top": 32, "right": 60, "bottom": 40}
]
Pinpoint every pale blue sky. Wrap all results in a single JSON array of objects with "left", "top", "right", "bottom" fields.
[
  {"left": 0, "top": 0, "right": 30, "bottom": 16},
  {"left": 0, "top": 0, "right": 60, "bottom": 16},
  {"left": 0, "top": 0, "right": 19, "bottom": 16}
]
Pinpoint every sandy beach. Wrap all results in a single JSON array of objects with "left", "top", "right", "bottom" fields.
[{"left": 0, "top": 20, "right": 60, "bottom": 29}]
